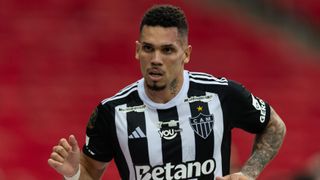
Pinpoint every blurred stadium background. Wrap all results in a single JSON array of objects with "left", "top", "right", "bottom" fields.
[{"left": 0, "top": 0, "right": 319, "bottom": 179}]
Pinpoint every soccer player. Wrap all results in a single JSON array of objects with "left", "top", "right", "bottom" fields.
[{"left": 48, "top": 4, "right": 286, "bottom": 180}]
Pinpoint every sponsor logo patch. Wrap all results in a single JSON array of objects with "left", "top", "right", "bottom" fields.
[
  {"left": 119, "top": 104, "right": 146, "bottom": 113},
  {"left": 184, "top": 95, "right": 213, "bottom": 103},
  {"left": 129, "top": 127, "right": 146, "bottom": 139},
  {"left": 135, "top": 158, "right": 216, "bottom": 180},
  {"left": 251, "top": 94, "right": 267, "bottom": 123},
  {"left": 158, "top": 120, "right": 181, "bottom": 140}
]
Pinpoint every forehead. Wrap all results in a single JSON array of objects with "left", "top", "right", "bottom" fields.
[{"left": 139, "top": 26, "right": 182, "bottom": 46}]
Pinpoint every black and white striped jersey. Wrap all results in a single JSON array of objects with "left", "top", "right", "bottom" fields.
[{"left": 83, "top": 70, "right": 270, "bottom": 180}]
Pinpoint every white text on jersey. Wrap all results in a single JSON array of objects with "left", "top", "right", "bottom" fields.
[{"left": 135, "top": 158, "right": 216, "bottom": 180}]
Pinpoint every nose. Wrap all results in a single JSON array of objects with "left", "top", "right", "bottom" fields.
[{"left": 150, "top": 51, "right": 163, "bottom": 66}]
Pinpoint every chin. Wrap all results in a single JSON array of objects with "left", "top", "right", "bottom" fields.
[{"left": 146, "top": 82, "right": 166, "bottom": 91}]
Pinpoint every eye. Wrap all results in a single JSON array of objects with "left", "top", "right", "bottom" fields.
[
  {"left": 162, "top": 47, "right": 174, "bottom": 54},
  {"left": 142, "top": 44, "right": 154, "bottom": 53}
]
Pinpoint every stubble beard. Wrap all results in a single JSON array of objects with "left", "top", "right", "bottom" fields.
[
  {"left": 146, "top": 81, "right": 166, "bottom": 91},
  {"left": 146, "top": 79, "right": 178, "bottom": 95}
]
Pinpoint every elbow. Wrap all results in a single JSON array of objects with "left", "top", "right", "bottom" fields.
[{"left": 270, "top": 106, "right": 286, "bottom": 140}]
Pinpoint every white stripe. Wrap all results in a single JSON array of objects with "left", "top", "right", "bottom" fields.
[
  {"left": 85, "top": 135, "right": 89, "bottom": 146},
  {"left": 190, "top": 78, "right": 228, "bottom": 85},
  {"left": 189, "top": 74, "right": 226, "bottom": 82},
  {"left": 136, "top": 127, "right": 146, "bottom": 138},
  {"left": 119, "top": 82, "right": 138, "bottom": 94},
  {"left": 189, "top": 74, "right": 213, "bottom": 79},
  {"left": 102, "top": 87, "right": 138, "bottom": 105},
  {"left": 101, "top": 82, "right": 137, "bottom": 104},
  {"left": 202, "top": 122, "right": 208, "bottom": 137},
  {"left": 189, "top": 71, "right": 213, "bottom": 77},
  {"left": 200, "top": 124, "right": 204, "bottom": 137},
  {"left": 145, "top": 108, "right": 163, "bottom": 166},
  {"left": 190, "top": 72, "right": 227, "bottom": 82},
  {"left": 190, "top": 74, "right": 228, "bottom": 82},
  {"left": 189, "top": 72, "right": 228, "bottom": 83},
  {"left": 115, "top": 104, "right": 135, "bottom": 180},
  {"left": 207, "top": 92, "right": 224, "bottom": 177},
  {"left": 132, "top": 131, "right": 139, "bottom": 138},
  {"left": 111, "top": 82, "right": 138, "bottom": 99},
  {"left": 177, "top": 102, "right": 196, "bottom": 162}
]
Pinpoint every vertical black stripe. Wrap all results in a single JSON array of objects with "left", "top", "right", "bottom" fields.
[
  {"left": 188, "top": 88, "right": 215, "bottom": 180},
  {"left": 127, "top": 92, "right": 150, "bottom": 165},
  {"left": 221, "top": 130, "right": 231, "bottom": 176},
  {"left": 220, "top": 95, "right": 232, "bottom": 176},
  {"left": 157, "top": 107, "right": 182, "bottom": 164}
]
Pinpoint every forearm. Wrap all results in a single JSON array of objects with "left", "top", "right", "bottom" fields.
[
  {"left": 241, "top": 107, "right": 286, "bottom": 179},
  {"left": 76, "top": 153, "right": 107, "bottom": 180},
  {"left": 75, "top": 166, "right": 103, "bottom": 180},
  {"left": 78, "top": 165, "right": 98, "bottom": 180},
  {"left": 62, "top": 164, "right": 99, "bottom": 180}
]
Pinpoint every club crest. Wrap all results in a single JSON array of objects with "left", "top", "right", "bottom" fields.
[{"left": 189, "top": 113, "right": 214, "bottom": 139}]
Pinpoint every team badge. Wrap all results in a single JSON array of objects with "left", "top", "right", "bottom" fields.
[{"left": 189, "top": 113, "right": 214, "bottom": 139}]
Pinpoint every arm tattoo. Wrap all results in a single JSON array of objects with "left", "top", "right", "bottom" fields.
[{"left": 241, "top": 107, "right": 286, "bottom": 179}]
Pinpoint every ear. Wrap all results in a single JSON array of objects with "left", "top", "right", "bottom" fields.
[
  {"left": 135, "top": 41, "right": 140, "bottom": 60},
  {"left": 183, "top": 45, "right": 192, "bottom": 64}
]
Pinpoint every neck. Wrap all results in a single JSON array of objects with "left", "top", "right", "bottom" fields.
[{"left": 145, "top": 74, "right": 184, "bottom": 104}]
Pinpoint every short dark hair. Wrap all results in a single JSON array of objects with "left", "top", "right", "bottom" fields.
[{"left": 139, "top": 4, "right": 188, "bottom": 39}]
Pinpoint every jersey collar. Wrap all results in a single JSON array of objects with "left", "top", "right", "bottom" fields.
[{"left": 138, "top": 70, "right": 189, "bottom": 110}]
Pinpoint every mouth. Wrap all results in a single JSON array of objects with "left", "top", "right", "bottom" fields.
[{"left": 147, "top": 68, "right": 164, "bottom": 81}]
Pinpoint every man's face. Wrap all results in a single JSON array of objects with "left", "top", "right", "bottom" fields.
[{"left": 135, "top": 25, "right": 191, "bottom": 91}]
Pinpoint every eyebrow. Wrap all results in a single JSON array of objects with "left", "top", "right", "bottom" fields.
[
  {"left": 161, "top": 44, "right": 175, "bottom": 48},
  {"left": 140, "top": 41, "right": 175, "bottom": 48},
  {"left": 140, "top": 42, "right": 153, "bottom": 46}
]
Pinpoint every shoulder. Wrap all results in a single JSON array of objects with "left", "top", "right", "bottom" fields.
[
  {"left": 187, "top": 71, "right": 230, "bottom": 94},
  {"left": 187, "top": 71, "right": 248, "bottom": 95},
  {"left": 225, "top": 80, "right": 251, "bottom": 97},
  {"left": 101, "top": 81, "right": 139, "bottom": 106},
  {"left": 188, "top": 71, "right": 228, "bottom": 86}
]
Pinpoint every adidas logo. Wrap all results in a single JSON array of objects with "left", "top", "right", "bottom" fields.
[{"left": 129, "top": 127, "right": 146, "bottom": 139}]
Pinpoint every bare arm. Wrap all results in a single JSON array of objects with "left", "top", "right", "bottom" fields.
[
  {"left": 240, "top": 107, "right": 286, "bottom": 179},
  {"left": 217, "top": 107, "right": 286, "bottom": 180},
  {"left": 79, "top": 153, "right": 109, "bottom": 180}
]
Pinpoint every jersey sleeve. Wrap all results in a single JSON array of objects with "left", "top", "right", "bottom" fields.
[
  {"left": 82, "top": 103, "right": 114, "bottom": 162},
  {"left": 226, "top": 80, "right": 271, "bottom": 133}
]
